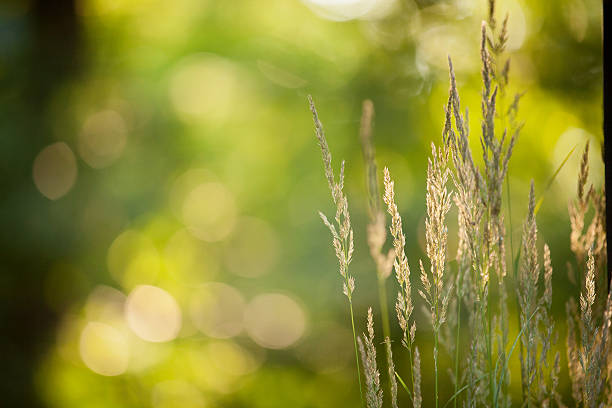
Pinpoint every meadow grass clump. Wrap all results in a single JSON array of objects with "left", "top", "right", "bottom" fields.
[{"left": 310, "top": 1, "right": 610, "bottom": 407}]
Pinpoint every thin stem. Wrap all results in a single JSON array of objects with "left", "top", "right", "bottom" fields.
[
  {"left": 408, "top": 342, "right": 415, "bottom": 401},
  {"left": 485, "top": 212, "right": 494, "bottom": 403},
  {"left": 397, "top": 273, "right": 415, "bottom": 399},
  {"left": 506, "top": 175, "right": 514, "bottom": 263},
  {"left": 434, "top": 328, "right": 439, "bottom": 408},
  {"left": 487, "top": 291, "right": 494, "bottom": 402},
  {"left": 434, "top": 273, "right": 440, "bottom": 408},
  {"left": 454, "top": 274, "right": 462, "bottom": 408},
  {"left": 378, "top": 277, "right": 391, "bottom": 342},
  {"left": 349, "top": 299, "right": 365, "bottom": 408},
  {"left": 378, "top": 276, "right": 396, "bottom": 404}
]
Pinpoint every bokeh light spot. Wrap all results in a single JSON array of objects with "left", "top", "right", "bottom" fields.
[
  {"left": 206, "top": 340, "right": 263, "bottom": 377},
  {"left": 84, "top": 285, "right": 126, "bottom": 323},
  {"left": 125, "top": 285, "right": 182, "bottom": 342},
  {"left": 78, "top": 109, "right": 127, "bottom": 168},
  {"left": 164, "top": 229, "right": 219, "bottom": 283},
  {"left": 32, "top": 142, "right": 78, "bottom": 200},
  {"left": 416, "top": 25, "right": 475, "bottom": 73},
  {"left": 169, "top": 55, "right": 242, "bottom": 125},
  {"left": 244, "top": 293, "right": 306, "bottom": 349},
  {"left": 107, "top": 230, "right": 161, "bottom": 289},
  {"left": 505, "top": 0, "right": 527, "bottom": 51},
  {"left": 190, "top": 282, "right": 245, "bottom": 339},
  {"left": 182, "top": 182, "right": 236, "bottom": 242},
  {"left": 79, "top": 322, "right": 129, "bottom": 376},
  {"left": 302, "top": 0, "right": 397, "bottom": 21}
]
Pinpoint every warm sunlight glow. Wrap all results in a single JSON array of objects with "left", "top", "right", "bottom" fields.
[
  {"left": 125, "top": 285, "right": 182, "bottom": 342},
  {"left": 79, "top": 322, "right": 129, "bottom": 376},
  {"left": 244, "top": 293, "right": 306, "bottom": 349},
  {"left": 205, "top": 340, "right": 263, "bottom": 377},
  {"left": 190, "top": 283, "right": 245, "bottom": 339},
  {"left": 84, "top": 285, "right": 126, "bottom": 323},
  {"left": 169, "top": 55, "right": 241, "bottom": 125},
  {"left": 301, "top": 0, "right": 397, "bottom": 21},
  {"left": 107, "top": 230, "right": 161, "bottom": 289},
  {"left": 182, "top": 182, "right": 237, "bottom": 242},
  {"left": 164, "top": 229, "right": 219, "bottom": 283}
]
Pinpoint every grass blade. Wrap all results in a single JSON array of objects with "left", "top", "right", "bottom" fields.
[
  {"left": 534, "top": 144, "right": 577, "bottom": 214},
  {"left": 395, "top": 371, "right": 412, "bottom": 399}
]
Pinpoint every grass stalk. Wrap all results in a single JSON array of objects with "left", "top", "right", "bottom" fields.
[
  {"left": 377, "top": 278, "right": 391, "bottom": 342},
  {"left": 434, "top": 327, "right": 439, "bottom": 408},
  {"left": 349, "top": 298, "right": 365, "bottom": 408},
  {"left": 453, "top": 276, "right": 462, "bottom": 408}
]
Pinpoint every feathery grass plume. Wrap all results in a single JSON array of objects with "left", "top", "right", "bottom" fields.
[
  {"left": 479, "top": 18, "right": 518, "bottom": 283},
  {"left": 310, "top": 0, "right": 610, "bottom": 406},
  {"left": 569, "top": 141, "right": 592, "bottom": 265},
  {"left": 535, "top": 244, "right": 561, "bottom": 407},
  {"left": 418, "top": 142, "right": 452, "bottom": 408},
  {"left": 309, "top": 95, "right": 364, "bottom": 406},
  {"left": 383, "top": 167, "right": 415, "bottom": 345},
  {"left": 382, "top": 166, "right": 420, "bottom": 406},
  {"left": 515, "top": 183, "right": 561, "bottom": 407},
  {"left": 579, "top": 251, "right": 597, "bottom": 408},
  {"left": 566, "top": 249, "right": 612, "bottom": 408},
  {"left": 445, "top": 7, "right": 520, "bottom": 405},
  {"left": 359, "top": 100, "right": 398, "bottom": 405},
  {"left": 446, "top": 56, "right": 491, "bottom": 407},
  {"left": 517, "top": 182, "right": 539, "bottom": 405},
  {"left": 569, "top": 142, "right": 607, "bottom": 274},
  {"left": 478, "top": 7, "right": 520, "bottom": 403},
  {"left": 567, "top": 142, "right": 612, "bottom": 407},
  {"left": 359, "top": 308, "right": 383, "bottom": 408},
  {"left": 565, "top": 247, "right": 612, "bottom": 408}
]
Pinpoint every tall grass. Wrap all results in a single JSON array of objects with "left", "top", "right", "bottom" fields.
[{"left": 310, "top": 1, "right": 610, "bottom": 407}]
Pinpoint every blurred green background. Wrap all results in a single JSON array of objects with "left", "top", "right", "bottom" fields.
[{"left": 0, "top": 0, "right": 604, "bottom": 406}]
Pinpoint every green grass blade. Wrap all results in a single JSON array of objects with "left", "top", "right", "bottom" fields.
[
  {"left": 395, "top": 371, "right": 412, "bottom": 399},
  {"left": 534, "top": 144, "right": 577, "bottom": 214}
]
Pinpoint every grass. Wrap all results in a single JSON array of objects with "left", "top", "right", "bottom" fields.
[{"left": 310, "top": 1, "right": 611, "bottom": 407}]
